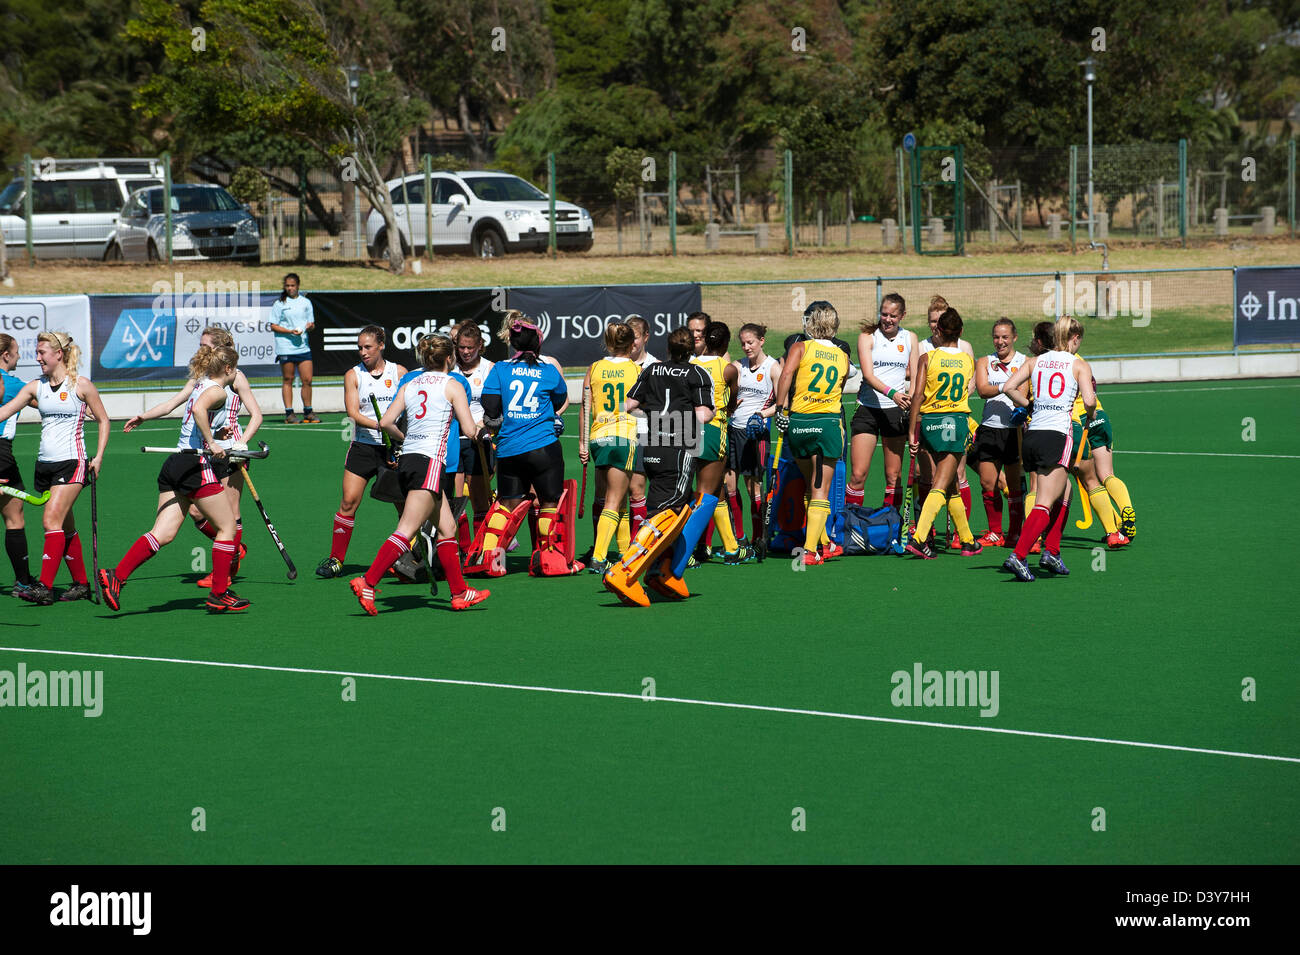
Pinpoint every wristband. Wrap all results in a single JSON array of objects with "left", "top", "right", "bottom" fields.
[
  {"left": 887, "top": 388, "right": 897, "bottom": 399},
  {"left": 998, "top": 382, "right": 1007, "bottom": 395}
]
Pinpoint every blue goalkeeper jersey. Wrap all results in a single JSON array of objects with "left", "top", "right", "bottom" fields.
[
  {"left": 1, "top": 369, "right": 26, "bottom": 441},
  {"left": 482, "top": 358, "right": 566, "bottom": 457}
]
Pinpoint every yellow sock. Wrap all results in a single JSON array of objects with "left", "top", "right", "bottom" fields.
[
  {"left": 947, "top": 495, "right": 974, "bottom": 544},
  {"left": 481, "top": 505, "right": 510, "bottom": 553},
  {"left": 594, "top": 509, "right": 620, "bottom": 562},
  {"left": 1089, "top": 487, "right": 1118, "bottom": 533},
  {"left": 915, "top": 490, "right": 947, "bottom": 541},
  {"left": 714, "top": 499, "right": 738, "bottom": 552},
  {"left": 616, "top": 507, "right": 631, "bottom": 554},
  {"left": 820, "top": 523, "right": 830, "bottom": 546},
  {"left": 804, "top": 499, "right": 831, "bottom": 553},
  {"left": 537, "top": 507, "right": 557, "bottom": 544},
  {"left": 1025, "top": 491, "right": 1036, "bottom": 513},
  {"left": 1103, "top": 476, "right": 1133, "bottom": 513}
]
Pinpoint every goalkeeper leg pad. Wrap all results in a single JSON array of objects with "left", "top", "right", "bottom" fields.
[
  {"left": 530, "top": 480, "right": 583, "bottom": 577},
  {"left": 464, "top": 498, "right": 533, "bottom": 576},
  {"left": 603, "top": 503, "right": 692, "bottom": 600}
]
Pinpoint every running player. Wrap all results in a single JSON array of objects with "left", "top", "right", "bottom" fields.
[
  {"left": 0, "top": 335, "right": 35, "bottom": 598},
  {"left": 905, "top": 307, "right": 983, "bottom": 558},
  {"left": 688, "top": 320, "right": 750, "bottom": 565},
  {"left": 122, "top": 326, "right": 262, "bottom": 583},
  {"left": 997, "top": 315, "right": 1096, "bottom": 581},
  {"left": 468, "top": 316, "right": 576, "bottom": 576},
  {"left": 971, "top": 318, "right": 1027, "bottom": 546},
  {"left": 603, "top": 327, "right": 714, "bottom": 606},
  {"left": 0, "top": 331, "right": 109, "bottom": 604},
  {"left": 579, "top": 322, "right": 641, "bottom": 574},
  {"left": 349, "top": 334, "right": 488, "bottom": 613},
  {"left": 773, "top": 302, "right": 850, "bottom": 565},
  {"left": 849, "top": 292, "right": 918, "bottom": 514},
  {"left": 316, "top": 325, "right": 407, "bottom": 578},
  {"left": 99, "top": 345, "right": 249, "bottom": 612},
  {"left": 452, "top": 319, "right": 495, "bottom": 548},
  {"left": 625, "top": 314, "right": 658, "bottom": 538},
  {"left": 726, "top": 323, "right": 780, "bottom": 544}
]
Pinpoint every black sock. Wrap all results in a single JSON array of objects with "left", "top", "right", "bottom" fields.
[
  {"left": 303, "top": 406, "right": 313, "bottom": 415},
  {"left": 6, "top": 527, "right": 31, "bottom": 584}
]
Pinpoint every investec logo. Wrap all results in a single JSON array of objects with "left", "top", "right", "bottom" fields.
[
  {"left": 323, "top": 319, "right": 491, "bottom": 352},
  {"left": 1239, "top": 290, "right": 1299, "bottom": 321}
]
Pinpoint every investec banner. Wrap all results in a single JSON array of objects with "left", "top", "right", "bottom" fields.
[
  {"left": 307, "top": 289, "right": 498, "bottom": 375},
  {"left": 90, "top": 279, "right": 279, "bottom": 381},
  {"left": 506, "top": 284, "right": 701, "bottom": 367},
  {"left": 0, "top": 295, "right": 92, "bottom": 380},
  {"left": 1235, "top": 267, "right": 1300, "bottom": 346}
]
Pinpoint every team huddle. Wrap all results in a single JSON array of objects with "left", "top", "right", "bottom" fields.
[{"left": 0, "top": 292, "right": 1136, "bottom": 613}]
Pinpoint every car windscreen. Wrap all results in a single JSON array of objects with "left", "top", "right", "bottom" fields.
[
  {"left": 163, "top": 188, "right": 242, "bottom": 214},
  {"left": 461, "top": 176, "right": 547, "bottom": 203}
]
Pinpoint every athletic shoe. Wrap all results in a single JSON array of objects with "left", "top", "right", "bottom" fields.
[
  {"left": 976, "top": 531, "right": 1005, "bottom": 547},
  {"left": 578, "top": 547, "right": 596, "bottom": 566},
  {"left": 959, "top": 538, "right": 984, "bottom": 557},
  {"left": 646, "top": 560, "right": 688, "bottom": 600},
  {"left": 205, "top": 589, "right": 250, "bottom": 613},
  {"left": 694, "top": 545, "right": 712, "bottom": 564},
  {"left": 1038, "top": 551, "right": 1069, "bottom": 576},
  {"left": 58, "top": 582, "right": 93, "bottom": 602},
  {"left": 302, "top": 411, "right": 322, "bottom": 424},
  {"left": 18, "top": 581, "right": 56, "bottom": 606},
  {"left": 586, "top": 558, "right": 611, "bottom": 575},
  {"left": 821, "top": 542, "right": 844, "bottom": 560},
  {"left": 349, "top": 577, "right": 379, "bottom": 616},
  {"left": 284, "top": 412, "right": 300, "bottom": 424},
  {"left": 10, "top": 580, "right": 37, "bottom": 600},
  {"left": 1119, "top": 506, "right": 1137, "bottom": 539},
  {"left": 1029, "top": 539, "right": 1042, "bottom": 555},
  {"left": 686, "top": 555, "right": 703, "bottom": 571},
  {"left": 506, "top": 536, "right": 520, "bottom": 553},
  {"left": 451, "top": 587, "right": 489, "bottom": 610},
  {"left": 722, "top": 545, "right": 756, "bottom": 565},
  {"left": 98, "top": 570, "right": 122, "bottom": 610},
  {"left": 196, "top": 574, "right": 213, "bottom": 588},
  {"left": 1002, "top": 554, "right": 1036, "bottom": 582},
  {"left": 316, "top": 556, "right": 344, "bottom": 579},
  {"left": 1106, "top": 531, "right": 1131, "bottom": 549},
  {"left": 949, "top": 534, "right": 962, "bottom": 550},
  {"left": 802, "top": 549, "right": 824, "bottom": 566},
  {"left": 905, "top": 540, "right": 935, "bottom": 560}
]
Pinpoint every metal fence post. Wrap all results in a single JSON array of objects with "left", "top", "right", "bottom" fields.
[
  {"left": 1069, "top": 145, "right": 1077, "bottom": 252},
  {"left": 423, "top": 153, "right": 433, "bottom": 261},
  {"left": 1054, "top": 271, "right": 1063, "bottom": 318},
  {"left": 22, "top": 154, "right": 33, "bottom": 265},
  {"left": 163, "top": 151, "right": 173, "bottom": 264},
  {"left": 1179, "top": 138, "right": 1187, "bottom": 248},
  {"left": 954, "top": 144, "right": 965, "bottom": 256},
  {"left": 669, "top": 151, "right": 677, "bottom": 256},
  {"left": 548, "top": 152, "right": 557, "bottom": 259},
  {"left": 297, "top": 160, "right": 307, "bottom": 262},
  {"left": 875, "top": 276, "right": 882, "bottom": 314},
  {"left": 784, "top": 149, "right": 793, "bottom": 256}
]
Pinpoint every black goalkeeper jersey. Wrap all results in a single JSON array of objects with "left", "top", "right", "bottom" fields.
[{"left": 626, "top": 360, "right": 714, "bottom": 449}]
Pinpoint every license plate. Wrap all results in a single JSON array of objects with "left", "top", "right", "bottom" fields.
[{"left": 555, "top": 223, "right": 579, "bottom": 233}]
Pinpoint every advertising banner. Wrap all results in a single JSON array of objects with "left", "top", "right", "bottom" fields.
[
  {"left": 1234, "top": 267, "right": 1300, "bottom": 346},
  {"left": 0, "top": 295, "right": 92, "bottom": 380}
]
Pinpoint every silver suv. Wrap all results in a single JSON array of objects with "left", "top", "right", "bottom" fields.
[
  {"left": 0, "top": 158, "right": 163, "bottom": 259},
  {"left": 366, "top": 170, "right": 593, "bottom": 259}
]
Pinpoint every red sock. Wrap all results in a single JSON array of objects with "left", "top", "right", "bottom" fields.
[
  {"left": 62, "top": 532, "right": 88, "bottom": 585},
  {"left": 1045, "top": 496, "right": 1070, "bottom": 553},
  {"left": 1007, "top": 495, "right": 1024, "bottom": 538},
  {"left": 116, "top": 533, "right": 161, "bottom": 581},
  {"left": 959, "top": 481, "right": 972, "bottom": 518},
  {"left": 880, "top": 486, "right": 894, "bottom": 509},
  {"left": 330, "top": 511, "right": 355, "bottom": 561},
  {"left": 193, "top": 517, "right": 219, "bottom": 542},
  {"left": 630, "top": 497, "right": 647, "bottom": 536},
  {"left": 457, "top": 511, "right": 472, "bottom": 550},
  {"left": 212, "top": 540, "right": 235, "bottom": 593},
  {"left": 703, "top": 517, "right": 715, "bottom": 550},
  {"left": 727, "top": 492, "right": 743, "bottom": 533},
  {"left": 365, "top": 534, "right": 409, "bottom": 587},
  {"left": 40, "top": 530, "right": 67, "bottom": 587},
  {"left": 437, "top": 539, "right": 467, "bottom": 595},
  {"left": 982, "top": 491, "right": 1003, "bottom": 536},
  {"left": 846, "top": 486, "right": 865, "bottom": 507},
  {"left": 233, "top": 523, "right": 243, "bottom": 559},
  {"left": 1014, "top": 506, "right": 1051, "bottom": 559}
]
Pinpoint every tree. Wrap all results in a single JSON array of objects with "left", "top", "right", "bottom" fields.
[{"left": 126, "top": 0, "right": 427, "bottom": 272}]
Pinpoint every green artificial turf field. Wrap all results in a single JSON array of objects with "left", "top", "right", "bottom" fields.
[{"left": 2, "top": 378, "right": 1297, "bottom": 863}]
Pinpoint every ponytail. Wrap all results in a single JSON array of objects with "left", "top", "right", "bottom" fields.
[{"left": 37, "top": 331, "right": 80, "bottom": 383}]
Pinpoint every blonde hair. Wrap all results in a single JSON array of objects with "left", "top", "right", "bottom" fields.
[
  {"left": 188, "top": 344, "right": 238, "bottom": 379},
  {"left": 417, "top": 333, "right": 454, "bottom": 370},
  {"left": 927, "top": 295, "right": 949, "bottom": 319},
  {"left": 603, "top": 322, "right": 635, "bottom": 356},
  {"left": 37, "top": 331, "right": 80, "bottom": 382},
  {"left": 1054, "top": 315, "right": 1084, "bottom": 352},
  {"left": 201, "top": 326, "right": 235, "bottom": 348},
  {"left": 804, "top": 302, "right": 840, "bottom": 340}
]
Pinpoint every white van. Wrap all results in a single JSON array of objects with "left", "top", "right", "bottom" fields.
[{"left": 0, "top": 158, "right": 164, "bottom": 260}]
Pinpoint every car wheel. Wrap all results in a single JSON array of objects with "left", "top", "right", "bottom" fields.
[
  {"left": 146, "top": 240, "right": 161, "bottom": 262},
  {"left": 375, "top": 229, "right": 410, "bottom": 265},
  {"left": 473, "top": 227, "right": 506, "bottom": 259},
  {"left": 570, "top": 239, "right": 594, "bottom": 253},
  {"left": 103, "top": 242, "right": 123, "bottom": 262}
]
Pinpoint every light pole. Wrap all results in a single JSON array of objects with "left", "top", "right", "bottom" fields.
[
  {"left": 1080, "top": 57, "right": 1097, "bottom": 244},
  {"left": 345, "top": 64, "right": 362, "bottom": 257}
]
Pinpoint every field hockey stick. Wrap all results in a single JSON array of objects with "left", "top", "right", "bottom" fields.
[
  {"left": 238, "top": 464, "right": 297, "bottom": 579},
  {"left": 899, "top": 442, "right": 918, "bottom": 548},
  {"left": 759, "top": 419, "right": 785, "bottom": 562},
  {"left": 1074, "top": 474, "right": 1093, "bottom": 529},
  {"left": 0, "top": 485, "right": 50, "bottom": 506},
  {"left": 578, "top": 383, "right": 591, "bottom": 518},
  {"left": 140, "top": 442, "right": 270, "bottom": 459},
  {"left": 89, "top": 470, "right": 101, "bottom": 604}
]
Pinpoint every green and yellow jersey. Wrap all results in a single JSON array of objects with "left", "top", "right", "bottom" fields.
[
  {"left": 588, "top": 356, "right": 640, "bottom": 442},
  {"left": 920, "top": 347, "right": 974, "bottom": 415},
  {"left": 790, "top": 339, "right": 848, "bottom": 415},
  {"left": 690, "top": 355, "right": 730, "bottom": 427}
]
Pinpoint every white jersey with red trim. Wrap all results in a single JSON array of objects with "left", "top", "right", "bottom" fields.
[
  {"left": 401, "top": 371, "right": 455, "bottom": 461},
  {"left": 733, "top": 355, "right": 778, "bottom": 420},
  {"left": 455, "top": 358, "right": 495, "bottom": 425},
  {"left": 178, "top": 378, "right": 224, "bottom": 451},
  {"left": 213, "top": 382, "right": 244, "bottom": 450},
  {"left": 859, "top": 328, "right": 912, "bottom": 409},
  {"left": 1026, "top": 350, "right": 1079, "bottom": 434},
  {"left": 354, "top": 360, "right": 401, "bottom": 446},
  {"left": 36, "top": 377, "right": 87, "bottom": 463},
  {"left": 981, "top": 351, "right": 1027, "bottom": 428}
]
